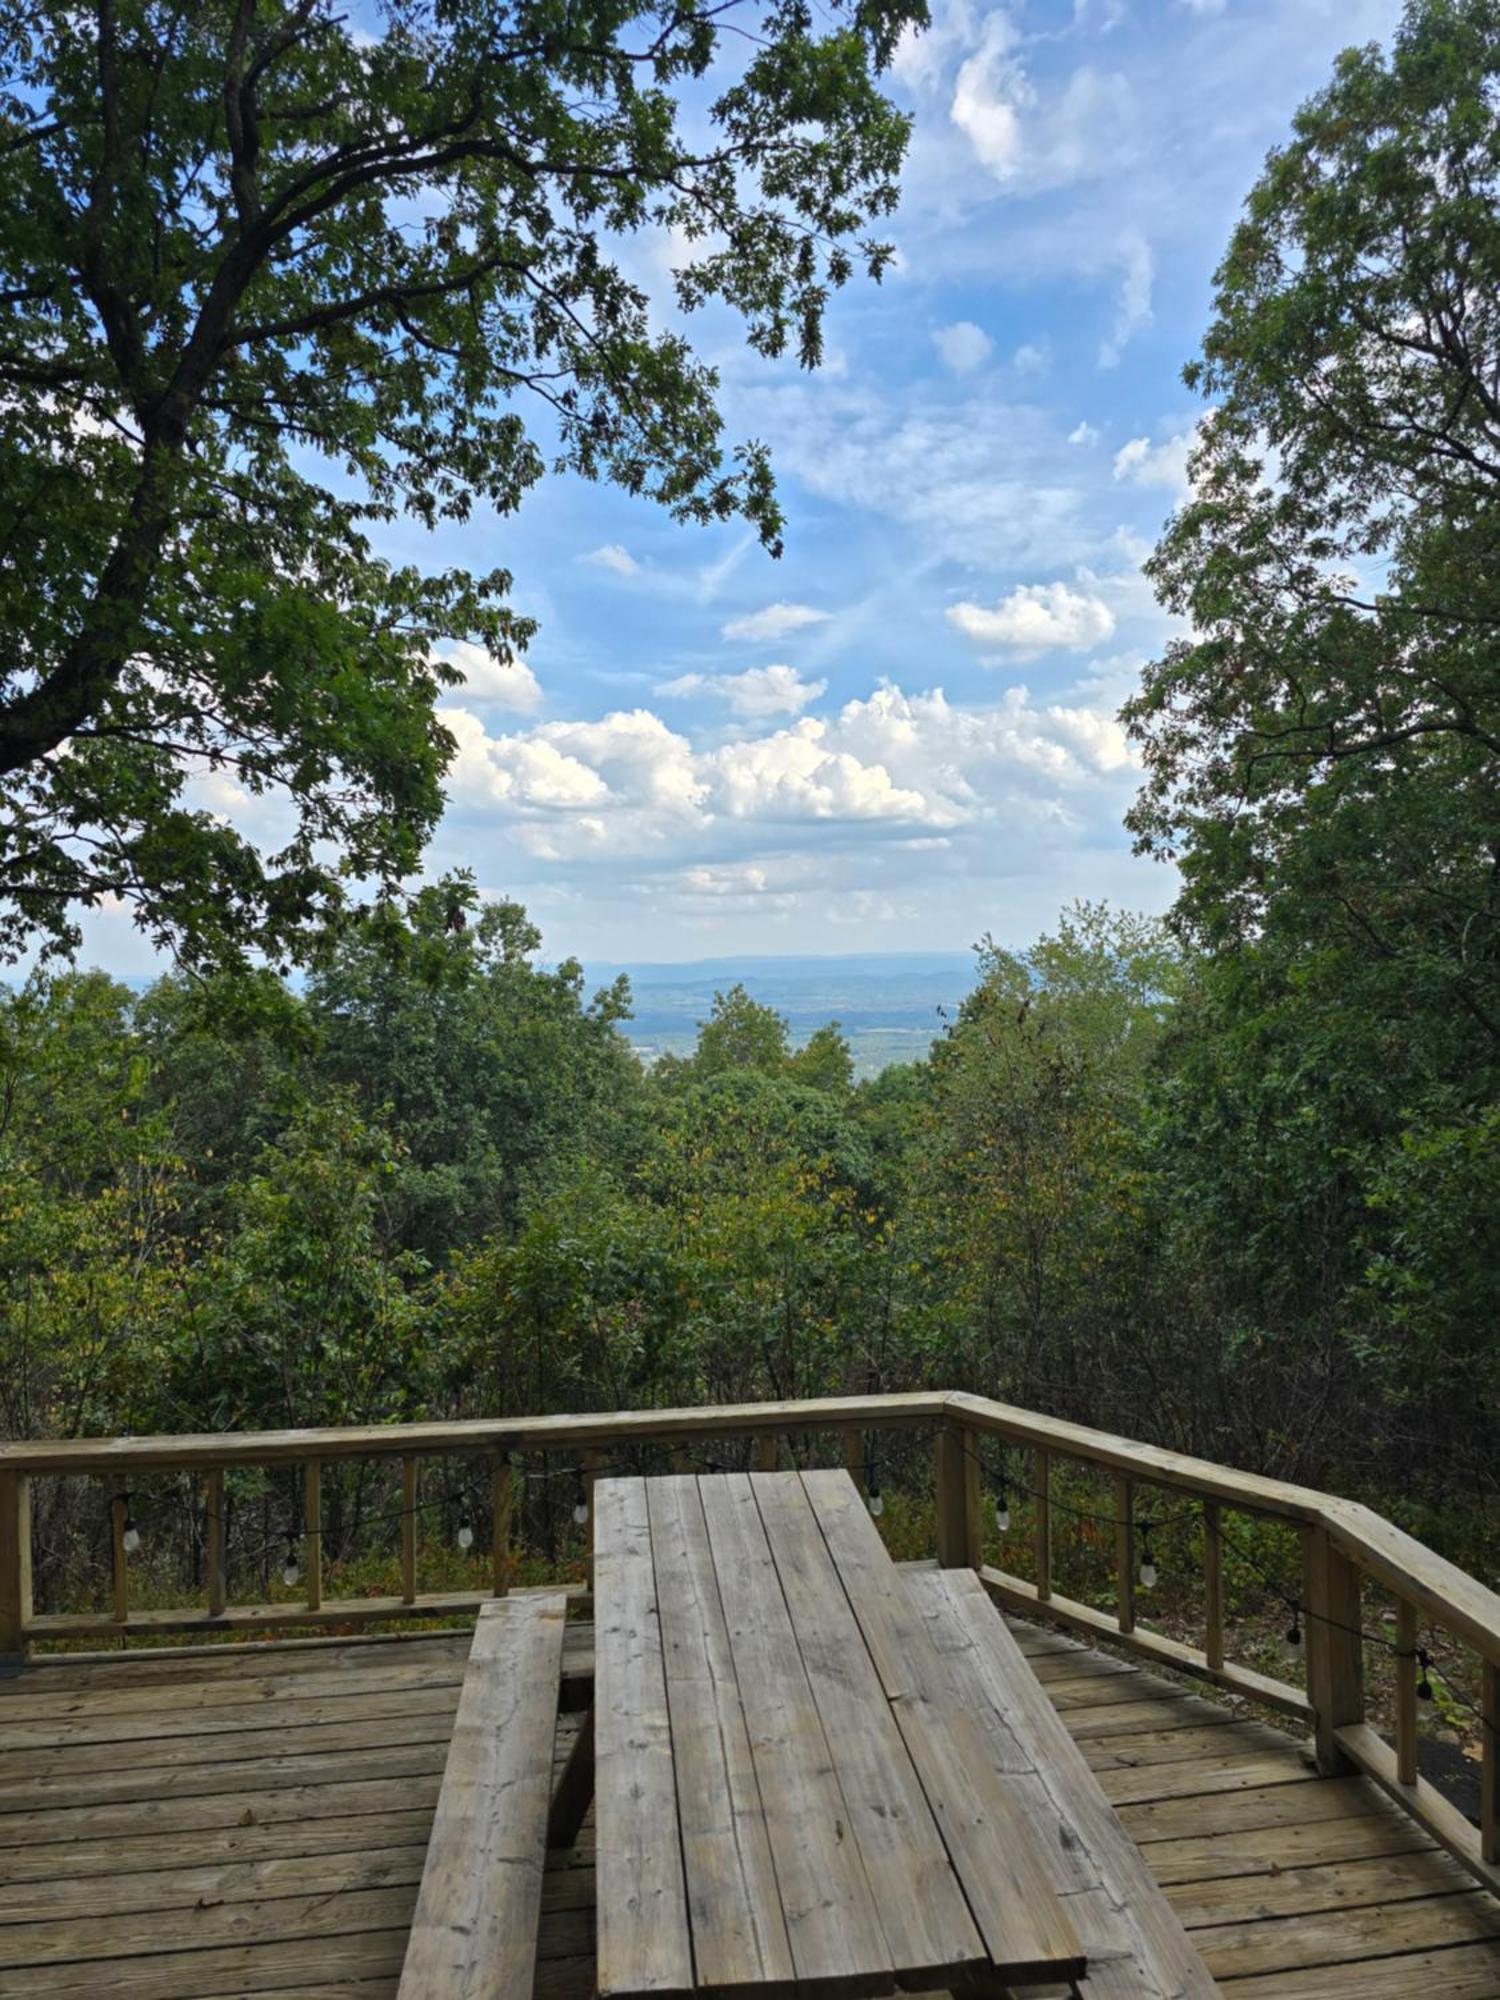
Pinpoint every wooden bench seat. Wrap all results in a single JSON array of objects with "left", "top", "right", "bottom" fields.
[
  {"left": 900, "top": 1560, "right": 1219, "bottom": 1999},
  {"left": 398, "top": 1593, "right": 569, "bottom": 2000}
]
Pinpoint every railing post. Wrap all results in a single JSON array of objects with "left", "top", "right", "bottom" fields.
[
  {"left": 1114, "top": 1475, "right": 1136, "bottom": 1636},
  {"left": 491, "top": 1451, "right": 514, "bottom": 1599},
  {"left": 935, "top": 1420, "right": 980, "bottom": 1568},
  {"left": 1203, "top": 1501, "right": 1224, "bottom": 1672},
  {"left": 205, "top": 1469, "right": 226, "bottom": 1619},
  {"left": 110, "top": 1490, "right": 130, "bottom": 1626},
  {"left": 304, "top": 1459, "right": 323, "bottom": 1613},
  {"left": 584, "top": 1447, "right": 604, "bottom": 1592},
  {"left": 0, "top": 1470, "right": 32, "bottom": 1665},
  {"left": 1034, "top": 1447, "right": 1052, "bottom": 1604},
  {"left": 1483, "top": 1658, "right": 1498, "bottom": 1867},
  {"left": 1396, "top": 1597, "right": 1419, "bottom": 1787},
  {"left": 1303, "top": 1523, "right": 1365, "bottom": 1775},
  {"left": 844, "top": 1429, "right": 867, "bottom": 1500},
  {"left": 400, "top": 1457, "right": 418, "bottom": 1606}
]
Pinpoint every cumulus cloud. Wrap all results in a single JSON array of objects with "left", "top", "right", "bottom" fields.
[
  {"left": 580, "top": 544, "right": 639, "bottom": 576},
  {"left": 950, "top": 12, "right": 1027, "bottom": 176},
  {"left": 437, "top": 643, "right": 543, "bottom": 712},
  {"left": 951, "top": 14, "right": 1135, "bottom": 193},
  {"left": 1068, "top": 420, "right": 1101, "bottom": 446},
  {"left": 933, "top": 319, "right": 994, "bottom": 374},
  {"left": 435, "top": 676, "right": 1138, "bottom": 877},
  {"left": 721, "top": 602, "right": 832, "bottom": 643},
  {"left": 1013, "top": 341, "right": 1049, "bottom": 376},
  {"left": 946, "top": 581, "right": 1117, "bottom": 654},
  {"left": 657, "top": 663, "right": 827, "bottom": 719},
  {"left": 712, "top": 720, "right": 931, "bottom": 823},
  {"left": 1113, "top": 427, "right": 1196, "bottom": 495}
]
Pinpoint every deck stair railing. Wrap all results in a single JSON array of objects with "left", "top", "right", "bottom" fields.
[{"left": 1, "top": 1388, "right": 1496, "bottom": 1903}]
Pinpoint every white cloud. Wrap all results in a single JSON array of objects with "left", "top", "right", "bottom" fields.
[
  {"left": 442, "top": 708, "right": 608, "bottom": 809},
  {"left": 1013, "top": 341, "right": 1049, "bottom": 376},
  {"left": 721, "top": 602, "right": 832, "bottom": 643},
  {"left": 933, "top": 320, "right": 994, "bottom": 374},
  {"left": 658, "top": 663, "right": 827, "bottom": 719},
  {"left": 711, "top": 720, "right": 931, "bottom": 824},
  {"left": 1099, "top": 233, "right": 1153, "bottom": 367},
  {"left": 1113, "top": 427, "right": 1196, "bottom": 496},
  {"left": 433, "top": 677, "right": 1138, "bottom": 869},
  {"left": 947, "top": 581, "right": 1117, "bottom": 654},
  {"left": 438, "top": 642, "right": 543, "bottom": 712},
  {"left": 1068, "top": 420, "right": 1101, "bottom": 447},
  {"left": 950, "top": 12, "right": 1028, "bottom": 177},
  {"left": 1179, "top": 0, "right": 1228, "bottom": 13},
  {"left": 580, "top": 544, "right": 639, "bottom": 576},
  {"left": 950, "top": 14, "right": 1136, "bottom": 194}
]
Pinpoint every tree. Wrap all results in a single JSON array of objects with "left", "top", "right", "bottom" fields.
[
  {"left": 917, "top": 907, "right": 1176, "bottom": 1409},
  {"left": 1120, "top": 0, "right": 1500, "bottom": 1483},
  {"left": 1124, "top": 0, "right": 1500, "bottom": 1048},
  {"left": 307, "top": 876, "right": 640, "bottom": 1256},
  {"left": 668, "top": 982, "right": 793, "bottom": 1078},
  {"left": 0, "top": 0, "right": 921, "bottom": 964}
]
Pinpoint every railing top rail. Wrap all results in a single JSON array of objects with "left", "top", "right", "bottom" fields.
[
  {"left": 945, "top": 1390, "right": 1328, "bottom": 1521},
  {"left": 0, "top": 1392, "right": 949, "bottom": 1476}
]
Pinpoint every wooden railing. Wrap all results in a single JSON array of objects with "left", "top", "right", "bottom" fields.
[{"left": 1, "top": 1389, "right": 1497, "bottom": 1901}]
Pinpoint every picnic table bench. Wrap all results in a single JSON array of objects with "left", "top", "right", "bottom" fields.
[{"left": 594, "top": 1467, "right": 1220, "bottom": 2000}]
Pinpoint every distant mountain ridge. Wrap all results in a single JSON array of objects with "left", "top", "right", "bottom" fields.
[{"left": 573, "top": 950, "right": 979, "bottom": 1075}]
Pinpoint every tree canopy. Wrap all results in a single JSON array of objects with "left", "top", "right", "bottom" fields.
[
  {"left": 0, "top": 0, "right": 921, "bottom": 964},
  {"left": 1125, "top": 0, "right": 1500, "bottom": 1035}
]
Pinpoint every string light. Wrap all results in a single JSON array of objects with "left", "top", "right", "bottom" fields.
[
  {"left": 119, "top": 1497, "right": 141, "bottom": 1555},
  {"left": 1417, "top": 1650, "right": 1434, "bottom": 1702},
  {"left": 865, "top": 1450, "right": 884, "bottom": 1519},
  {"left": 281, "top": 1532, "right": 300, "bottom": 1589},
  {"left": 572, "top": 1469, "right": 589, "bottom": 1528},
  {"left": 456, "top": 1506, "right": 475, "bottom": 1552},
  {"left": 994, "top": 1455, "right": 1011, "bottom": 1534},
  {"left": 1285, "top": 1605, "right": 1302, "bottom": 1647},
  {"left": 1138, "top": 1519, "right": 1157, "bottom": 1591}
]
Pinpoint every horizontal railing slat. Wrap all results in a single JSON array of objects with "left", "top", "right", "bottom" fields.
[{"left": 0, "top": 1392, "right": 949, "bottom": 1475}]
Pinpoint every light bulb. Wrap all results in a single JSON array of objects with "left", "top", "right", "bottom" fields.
[
  {"left": 573, "top": 1499, "right": 589, "bottom": 1527},
  {"left": 996, "top": 1502, "right": 1011, "bottom": 1534},
  {"left": 282, "top": 1556, "right": 300, "bottom": 1587},
  {"left": 121, "top": 1517, "right": 141, "bottom": 1554},
  {"left": 1139, "top": 1560, "right": 1157, "bottom": 1590},
  {"left": 457, "top": 1513, "right": 475, "bottom": 1551},
  {"left": 868, "top": 1490, "right": 884, "bottom": 1518}
]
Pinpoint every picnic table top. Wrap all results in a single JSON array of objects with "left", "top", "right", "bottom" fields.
[{"left": 591, "top": 1466, "right": 1219, "bottom": 2000}]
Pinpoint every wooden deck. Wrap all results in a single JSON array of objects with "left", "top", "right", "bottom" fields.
[{"left": 1, "top": 1614, "right": 1499, "bottom": 1999}]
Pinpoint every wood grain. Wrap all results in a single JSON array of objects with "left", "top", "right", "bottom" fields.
[{"left": 397, "top": 1594, "right": 568, "bottom": 2000}]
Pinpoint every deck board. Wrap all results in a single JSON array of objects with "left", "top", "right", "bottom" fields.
[{"left": 1, "top": 1613, "right": 1498, "bottom": 1998}]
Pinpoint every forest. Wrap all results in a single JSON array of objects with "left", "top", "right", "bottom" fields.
[{"left": 3, "top": 879, "right": 1496, "bottom": 1576}]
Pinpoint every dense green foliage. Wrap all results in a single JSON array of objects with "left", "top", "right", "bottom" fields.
[
  {"left": 4, "top": 891, "right": 1495, "bottom": 1557},
  {"left": 1123, "top": 0, "right": 1500, "bottom": 1515},
  {"left": 0, "top": 0, "right": 919, "bottom": 965}
]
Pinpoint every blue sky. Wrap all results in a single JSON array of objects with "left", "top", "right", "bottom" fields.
[{"left": 86, "top": 0, "right": 1407, "bottom": 974}]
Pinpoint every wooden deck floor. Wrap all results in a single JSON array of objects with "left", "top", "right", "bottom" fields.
[{"left": 1, "top": 1615, "right": 1499, "bottom": 1998}]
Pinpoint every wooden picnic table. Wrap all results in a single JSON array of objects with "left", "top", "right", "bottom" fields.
[{"left": 592, "top": 1466, "right": 1219, "bottom": 2000}]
